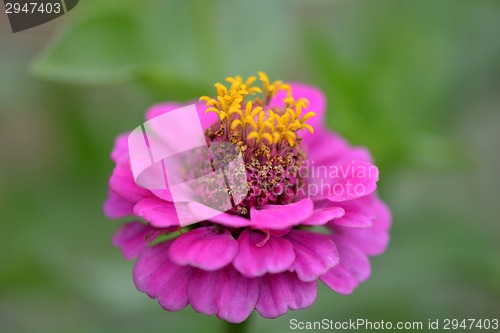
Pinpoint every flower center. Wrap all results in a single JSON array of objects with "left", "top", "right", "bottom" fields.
[{"left": 199, "top": 72, "right": 316, "bottom": 215}]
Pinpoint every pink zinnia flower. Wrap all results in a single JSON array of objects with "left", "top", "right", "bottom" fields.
[{"left": 104, "top": 73, "right": 391, "bottom": 323}]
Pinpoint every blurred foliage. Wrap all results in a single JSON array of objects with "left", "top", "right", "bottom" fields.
[{"left": 1, "top": 0, "right": 500, "bottom": 332}]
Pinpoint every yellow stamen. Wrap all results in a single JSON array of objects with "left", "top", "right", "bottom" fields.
[{"left": 201, "top": 72, "right": 316, "bottom": 147}]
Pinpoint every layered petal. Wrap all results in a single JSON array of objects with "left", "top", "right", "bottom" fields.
[
  {"left": 320, "top": 236, "right": 371, "bottom": 295},
  {"left": 332, "top": 236, "right": 371, "bottom": 282},
  {"left": 233, "top": 229, "right": 295, "bottom": 277},
  {"left": 330, "top": 197, "right": 376, "bottom": 228},
  {"left": 301, "top": 202, "right": 345, "bottom": 226},
  {"left": 133, "top": 197, "right": 180, "bottom": 228},
  {"left": 188, "top": 267, "right": 260, "bottom": 323},
  {"left": 250, "top": 199, "right": 314, "bottom": 230},
  {"left": 320, "top": 265, "right": 359, "bottom": 295},
  {"left": 110, "top": 132, "right": 129, "bottom": 163},
  {"left": 112, "top": 221, "right": 157, "bottom": 260},
  {"left": 285, "top": 229, "right": 339, "bottom": 282},
  {"left": 256, "top": 272, "right": 317, "bottom": 319},
  {"left": 322, "top": 160, "right": 379, "bottom": 202},
  {"left": 109, "top": 160, "right": 152, "bottom": 203},
  {"left": 145, "top": 101, "right": 218, "bottom": 131},
  {"left": 133, "top": 241, "right": 192, "bottom": 311},
  {"left": 169, "top": 226, "right": 238, "bottom": 270},
  {"left": 104, "top": 190, "right": 134, "bottom": 219},
  {"left": 207, "top": 212, "right": 252, "bottom": 228},
  {"left": 304, "top": 129, "right": 350, "bottom": 166},
  {"left": 334, "top": 197, "right": 391, "bottom": 255}
]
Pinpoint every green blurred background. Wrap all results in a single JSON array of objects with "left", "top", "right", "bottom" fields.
[{"left": 1, "top": 0, "right": 499, "bottom": 332}]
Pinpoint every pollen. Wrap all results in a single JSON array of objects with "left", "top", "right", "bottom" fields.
[
  {"left": 200, "top": 72, "right": 315, "bottom": 148},
  {"left": 199, "top": 73, "right": 314, "bottom": 212}
]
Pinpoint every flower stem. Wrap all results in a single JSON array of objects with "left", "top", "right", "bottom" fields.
[{"left": 224, "top": 319, "right": 249, "bottom": 333}]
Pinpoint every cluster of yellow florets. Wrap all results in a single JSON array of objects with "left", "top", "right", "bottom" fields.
[{"left": 200, "top": 72, "right": 315, "bottom": 147}]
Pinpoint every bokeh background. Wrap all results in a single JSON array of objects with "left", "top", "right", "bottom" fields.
[{"left": 1, "top": 0, "right": 499, "bottom": 332}]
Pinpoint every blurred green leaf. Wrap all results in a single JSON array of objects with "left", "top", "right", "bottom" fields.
[
  {"left": 31, "top": 9, "right": 142, "bottom": 84},
  {"left": 30, "top": 0, "right": 298, "bottom": 88}
]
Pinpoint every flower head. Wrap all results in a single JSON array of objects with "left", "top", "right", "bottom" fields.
[{"left": 104, "top": 72, "right": 391, "bottom": 323}]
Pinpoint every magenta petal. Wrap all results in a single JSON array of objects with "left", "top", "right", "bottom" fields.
[
  {"left": 112, "top": 221, "right": 157, "bottom": 260},
  {"left": 256, "top": 272, "right": 317, "bottom": 319},
  {"left": 333, "top": 236, "right": 371, "bottom": 282},
  {"left": 109, "top": 160, "right": 152, "bottom": 203},
  {"left": 320, "top": 265, "right": 359, "bottom": 295},
  {"left": 145, "top": 102, "right": 182, "bottom": 120},
  {"left": 217, "top": 267, "right": 260, "bottom": 323},
  {"left": 336, "top": 198, "right": 391, "bottom": 255},
  {"left": 110, "top": 133, "right": 129, "bottom": 162},
  {"left": 169, "top": 227, "right": 238, "bottom": 271},
  {"left": 330, "top": 198, "right": 376, "bottom": 228},
  {"left": 133, "top": 197, "right": 180, "bottom": 228},
  {"left": 146, "top": 101, "right": 218, "bottom": 130},
  {"left": 304, "top": 129, "right": 349, "bottom": 166},
  {"left": 285, "top": 229, "right": 339, "bottom": 282},
  {"left": 103, "top": 190, "right": 134, "bottom": 219},
  {"left": 156, "top": 263, "right": 193, "bottom": 311},
  {"left": 208, "top": 212, "right": 252, "bottom": 228},
  {"left": 302, "top": 205, "right": 345, "bottom": 226},
  {"left": 133, "top": 241, "right": 192, "bottom": 311},
  {"left": 327, "top": 161, "right": 379, "bottom": 202},
  {"left": 233, "top": 229, "right": 295, "bottom": 277},
  {"left": 188, "top": 269, "right": 224, "bottom": 317},
  {"left": 188, "top": 266, "right": 259, "bottom": 322},
  {"left": 250, "top": 199, "right": 314, "bottom": 230}
]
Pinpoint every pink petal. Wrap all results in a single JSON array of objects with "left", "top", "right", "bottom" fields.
[
  {"left": 320, "top": 265, "right": 359, "bottom": 295},
  {"left": 133, "top": 197, "right": 180, "bottom": 228},
  {"left": 326, "top": 161, "right": 379, "bottom": 202},
  {"left": 333, "top": 236, "right": 371, "bottom": 282},
  {"left": 110, "top": 133, "right": 129, "bottom": 162},
  {"left": 187, "top": 269, "right": 224, "bottom": 317},
  {"left": 109, "top": 160, "right": 152, "bottom": 203},
  {"left": 301, "top": 203, "right": 345, "bottom": 226},
  {"left": 133, "top": 241, "right": 192, "bottom": 311},
  {"left": 250, "top": 199, "right": 314, "bottom": 230},
  {"left": 335, "top": 197, "right": 391, "bottom": 255},
  {"left": 169, "top": 226, "right": 238, "bottom": 271},
  {"left": 256, "top": 272, "right": 317, "bottom": 319},
  {"left": 233, "top": 229, "right": 295, "bottom": 277},
  {"left": 103, "top": 190, "right": 134, "bottom": 219},
  {"left": 320, "top": 236, "right": 371, "bottom": 295},
  {"left": 285, "top": 230, "right": 339, "bottom": 282},
  {"left": 217, "top": 267, "right": 260, "bottom": 323},
  {"left": 208, "top": 212, "right": 252, "bottom": 228},
  {"left": 145, "top": 101, "right": 218, "bottom": 131},
  {"left": 188, "top": 266, "right": 259, "bottom": 323},
  {"left": 150, "top": 188, "right": 174, "bottom": 202},
  {"left": 330, "top": 197, "right": 376, "bottom": 228},
  {"left": 304, "top": 129, "right": 350, "bottom": 166},
  {"left": 112, "top": 221, "right": 158, "bottom": 260}
]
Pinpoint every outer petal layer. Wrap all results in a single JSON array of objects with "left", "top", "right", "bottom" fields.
[
  {"left": 256, "top": 272, "right": 317, "bottom": 319},
  {"left": 285, "top": 229, "right": 339, "bottom": 282},
  {"left": 320, "top": 236, "right": 371, "bottom": 295},
  {"left": 188, "top": 267, "right": 259, "bottom": 323},
  {"left": 112, "top": 221, "right": 155, "bottom": 260},
  {"left": 133, "top": 241, "right": 192, "bottom": 311},
  {"left": 133, "top": 197, "right": 180, "bottom": 228},
  {"left": 104, "top": 190, "right": 134, "bottom": 219}
]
